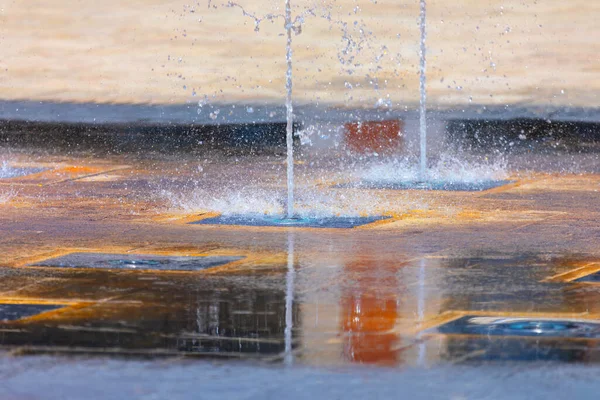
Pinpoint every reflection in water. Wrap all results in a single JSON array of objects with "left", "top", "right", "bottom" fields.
[
  {"left": 0, "top": 276, "right": 299, "bottom": 357},
  {"left": 427, "top": 255, "right": 600, "bottom": 364},
  {"left": 417, "top": 258, "right": 427, "bottom": 366},
  {"left": 284, "top": 232, "right": 295, "bottom": 365},
  {"left": 442, "top": 336, "right": 600, "bottom": 364},
  {"left": 340, "top": 257, "right": 400, "bottom": 365},
  {"left": 175, "top": 287, "right": 291, "bottom": 354},
  {"left": 3, "top": 252, "right": 600, "bottom": 365}
]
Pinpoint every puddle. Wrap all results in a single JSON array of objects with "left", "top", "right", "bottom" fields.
[
  {"left": 0, "top": 279, "right": 297, "bottom": 357},
  {"left": 0, "top": 304, "right": 64, "bottom": 322},
  {"left": 2, "top": 252, "right": 599, "bottom": 364},
  {"left": 191, "top": 214, "right": 390, "bottom": 228},
  {"left": 29, "top": 253, "right": 244, "bottom": 272}
]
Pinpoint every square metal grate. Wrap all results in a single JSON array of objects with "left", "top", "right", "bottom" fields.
[
  {"left": 191, "top": 214, "right": 391, "bottom": 228},
  {"left": 29, "top": 253, "right": 244, "bottom": 272},
  {"left": 0, "top": 304, "right": 64, "bottom": 322},
  {"left": 428, "top": 315, "right": 600, "bottom": 339}
]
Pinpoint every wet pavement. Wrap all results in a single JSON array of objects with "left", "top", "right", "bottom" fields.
[{"left": 0, "top": 133, "right": 600, "bottom": 398}]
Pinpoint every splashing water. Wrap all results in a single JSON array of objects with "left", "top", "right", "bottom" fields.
[
  {"left": 418, "top": 0, "right": 428, "bottom": 179},
  {"left": 161, "top": 184, "right": 416, "bottom": 219},
  {"left": 0, "top": 161, "right": 14, "bottom": 179},
  {"left": 0, "top": 162, "right": 17, "bottom": 204},
  {"left": 360, "top": 155, "right": 508, "bottom": 186}
]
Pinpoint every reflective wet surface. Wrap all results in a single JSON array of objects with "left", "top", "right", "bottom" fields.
[
  {"left": 1, "top": 225, "right": 600, "bottom": 365},
  {"left": 0, "top": 134, "right": 600, "bottom": 398}
]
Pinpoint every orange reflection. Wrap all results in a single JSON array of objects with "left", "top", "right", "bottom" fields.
[{"left": 340, "top": 259, "right": 401, "bottom": 365}]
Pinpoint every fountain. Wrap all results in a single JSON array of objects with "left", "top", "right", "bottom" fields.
[
  {"left": 187, "top": 1, "right": 395, "bottom": 228},
  {"left": 179, "top": 0, "right": 516, "bottom": 233},
  {"left": 284, "top": 0, "right": 295, "bottom": 219},
  {"left": 418, "top": 0, "right": 428, "bottom": 180},
  {"left": 331, "top": 0, "right": 510, "bottom": 192}
]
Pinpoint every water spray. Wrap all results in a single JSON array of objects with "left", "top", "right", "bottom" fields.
[
  {"left": 285, "top": 0, "right": 295, "bottom": 219},
  {"left": 418, "top": 0, "right": 428, "bottom": 180}
]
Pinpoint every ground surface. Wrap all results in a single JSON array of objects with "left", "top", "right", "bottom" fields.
[
  {"left": 1, "top": 130, "right": 600, "bottom": 394},
  {"left": 3, "top": 358, "right": 600, "bottom": 400},
  {"left": 2, "top": 1, "right": 600, "bottom": 397}
]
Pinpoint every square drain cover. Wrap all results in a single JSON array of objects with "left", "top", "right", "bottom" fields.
[
  {"left": 340, "top": 180, "right": 512, "bottom": 192},
  {"left": 191, "top": 214, "right": 390, "bottom": 228},
  {"left": 0, "top": 165, "right": 47, "bottom": 179},
  {"left": 0, "top": 304, "right": 64, "bottom": 322},
  {"left": 29, "top": 253, "right": 244, "bottom": 272},
  {"left": 429, "top": 315, "right": 600, "bottom": 339}
]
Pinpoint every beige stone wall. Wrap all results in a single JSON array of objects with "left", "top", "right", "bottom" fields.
[{"left": 0, "top": 0, "right": 598, "bottom": 108}]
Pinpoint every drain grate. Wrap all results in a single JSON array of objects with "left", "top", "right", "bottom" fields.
[
  {"left": 429, "top": 315, "right": 600, "bottom": 339},
  {"left": 29, "top": 253, "right": 244, "bottom": 272},
  {"left": 0, "top": 304, "right": 64, "bottom": 322},
  {"left": 0, "top": 166, "right": 47, "bottom": 179},
  {"left": 191, "top": 214, "right": 391, "bottom": 228},
  {"left": 336, "top": 180, "right": 512, "bottom": 192}
]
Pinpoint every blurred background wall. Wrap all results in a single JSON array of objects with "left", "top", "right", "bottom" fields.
[{"left": 0, "top": 0, "right": 598, "bottom": 109}]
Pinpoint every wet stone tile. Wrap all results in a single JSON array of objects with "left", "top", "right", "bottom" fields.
[
  {"left": 191, "top": 214, "right": 390, "bottom": 228},
  {"left": 28, "top": 253, "right": 244, "bottom": 272},
  {"left": 0, "top": 304, "right": 64, "bottom": 322},
  {"left": 430, "top": 315, "right": 600, "bottom": 339}
]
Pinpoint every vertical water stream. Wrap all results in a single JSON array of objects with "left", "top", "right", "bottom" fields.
[
  {"left": 418, "top": 0, "right": 428, "bottom": 179},
  {"left": 285, "top": 0, "right": 295, "bottom": 218}
]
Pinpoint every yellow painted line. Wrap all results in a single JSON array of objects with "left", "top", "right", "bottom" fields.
[
  {"left": 476, "top": 178, "right": 526, "bottom": 196},
  {"left": 46, "top": 165, "right": 130, "bottom": 185},
  {"left": 0, "top": 297, "right": 81, "bottom": 306},
  {"left": 16, "top": 304, "right": 92, "bottom": 323},
  {"left": 543, "top": 262, "right": 600, "bottom": 283},
  {"left": 0, "top": 299, "right": 96, "bottom": 324},
  {"left": 0, "top": 165, "right": 129, "bottom": 187},
  {"left": 353, "top": 215, "right": 399, "bottom": 230}
]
